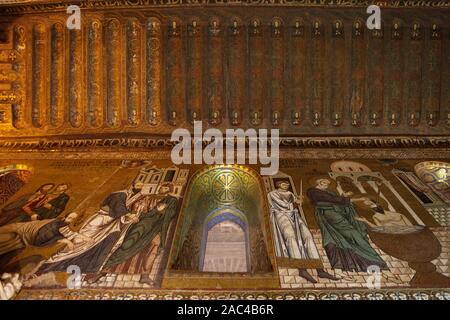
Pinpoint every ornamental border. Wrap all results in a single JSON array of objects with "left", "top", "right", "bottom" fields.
[
  {"left": 0, "top": 136, "right": 448, "bottom": 151},
  {"left": 1, "top": 0, "right": 450, "bottom": 15},
  {"left": 0, "top": 149, "right": 448, "bottom": 162},
  {"left": 15, "top": 287, "right": 450, "bottom": 300}
]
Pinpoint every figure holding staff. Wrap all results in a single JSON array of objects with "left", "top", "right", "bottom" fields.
[{"left": 268, "top": 180, "right": 338, "bottom": 283}]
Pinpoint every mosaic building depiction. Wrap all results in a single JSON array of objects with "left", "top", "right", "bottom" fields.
[{"left": 0, "top": 0, "right": 449, "bottom": 301}]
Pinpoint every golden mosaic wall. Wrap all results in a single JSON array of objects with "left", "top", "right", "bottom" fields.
[{"left": 0, "top": 156, "right": 448, "bottom": 297}]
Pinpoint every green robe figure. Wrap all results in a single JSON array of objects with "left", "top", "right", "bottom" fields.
[
  {"left": 306, "top": 178, "right": 387, "bottom": 272},
  {"left": 102, "top": 183, "right": 179, "bottom": 285}
]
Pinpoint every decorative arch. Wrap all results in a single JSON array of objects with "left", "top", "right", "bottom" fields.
[{"left": 164, "top": 165, "right": 279, "bottom": 289}]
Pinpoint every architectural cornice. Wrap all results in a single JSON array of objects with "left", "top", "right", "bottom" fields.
[
  {"left": 0, "top": 135, "right": 447, "bottom": 152},
  {"left": 1, "top": 0, "right": 450, "bottom": 14}
]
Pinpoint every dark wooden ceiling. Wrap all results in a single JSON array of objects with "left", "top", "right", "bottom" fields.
[{"left": 0, "top": 3, "right": 449, "bottom": 139}]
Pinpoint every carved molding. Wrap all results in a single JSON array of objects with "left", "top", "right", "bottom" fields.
[
  {"left": 146, "top": 18, "right": 162, "bottom": 126},
  {"left": 0, "top": 92, "right": 18, "bottom": 104},
  {"left": 3, "top": 38, "right": 19, "bottom": 139},
  {"left": 186, "top": 18, "right": 203, "bottom": 124},
  {"left": 289, "top": 19, "right": 305, "bottom": 126},
  {"left": 31, "top": 23, "right": 46, "bottom": 128},
  {"left": 406, "top": 23, "right": 423, "bottom": 127},
  {"left": 68, "top": 29, "right": 83, "bottom": 128},
  {"left": 270, "top": 18, "right": 284, "bottom": 126},
  {"left": 87, "top": 20, "right": 103, "bottom": 128},
  {"left": 424, "top": 23, "right": 442, "bottom": 127},
  {"left": 227, "top": 18, "right": 245, "bottom": 126},
  {"left": 350, "top": 20, "right": 365, "bottom": 127},
  {"left": 106, "top": 19, "right": 122, "bottom": 127},
  {"left": 330, "top": 20, "right": 345, "bottom": 127},
  {"left": 50, "top": 22, "right": 64, "bottom": 128},
  {"left": 387, "top": 21, "right": 403, "bottom": 126},
  {"left": 13, "top": 286, "right": 450, "bottom": 300},
  {"left": 207, "top": 18, "right": 224, "bottom": 125},
  {"left": 0, "top": 12, "right": 448, "bottom": 136},
  {"left": 126, "top": 19, "right": 141, "bottom": 126},
  {"left": 367, "top": 26, "right": 384, "bottom": 127},
  {"left": 0, "top": 136, "right": 447, "bottom": 152},
  {"left": 0, "top": 70, "right": 17, "bottom": 83},
  {"left": 1, "top": 149, "right": 449, "bottom": 162},
  {"left": 2, "top": 1, "right": 450, "bottom": 15},
  {"left": 166, "top": 19, "right": 183, "bottom": 126},
  {"left": 11, "top": 25, "right": 26, "bottom": 129},
  {"left": 249, "top": 19, "right": 264, "bottom": 126},
  {"left": 310, "top": 19, "right": 324, "bottom": 126}
]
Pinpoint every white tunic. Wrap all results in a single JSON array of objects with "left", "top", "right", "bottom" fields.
[
  {"left": 268, "top": 189, "right": 320, "bottom": 260},
  {"left": 44, "top": 190, "right": 142, "bottom": 265}
]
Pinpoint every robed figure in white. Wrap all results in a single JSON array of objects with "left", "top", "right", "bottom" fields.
[
  {"left": 268, "top": 182, "right": 319, "bottom": 260},
  {"left": 268, "top": 181, "right": 338, "bottom": 283},
  {"left": 34, "top": 182, "right": 144, "bottom": 275}
]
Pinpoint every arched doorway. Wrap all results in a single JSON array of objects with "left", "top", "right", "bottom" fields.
[
  {"left": 164, "top": 165, "right": 279, "bottom": 289},
  {"left": 200, "top": 207, "right": 250, "bottom": 273}
]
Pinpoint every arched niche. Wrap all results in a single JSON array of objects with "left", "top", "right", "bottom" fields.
[{"left": 163, "top": 165, "right": 279, "bottom": 289}]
